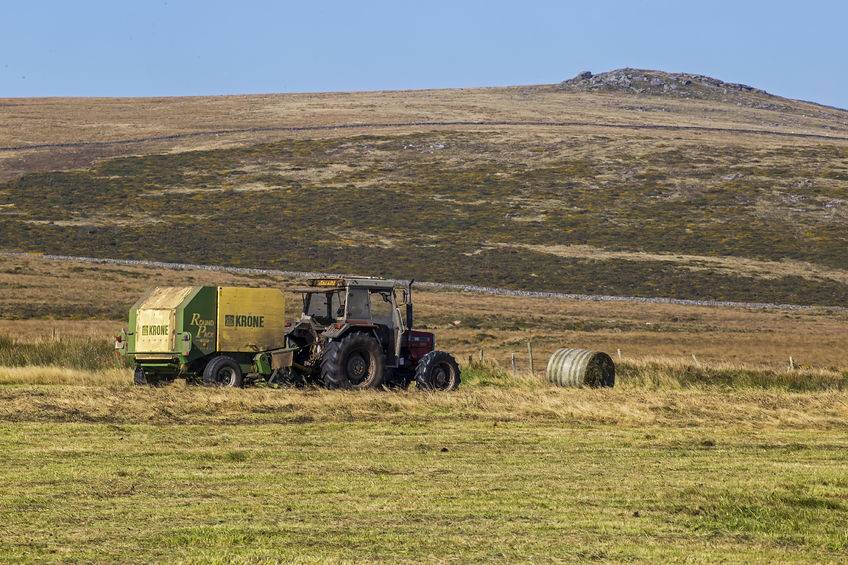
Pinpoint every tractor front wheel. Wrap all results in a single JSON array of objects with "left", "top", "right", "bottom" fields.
[
  {"left": 202, "top": 356, "right": 243, "bottom": 388},
  {"left": 320, "top": 333, "right": 385, "bottom": 389},
  {"left": 415, "top": 351, "right": 461, "bottom": 391}
]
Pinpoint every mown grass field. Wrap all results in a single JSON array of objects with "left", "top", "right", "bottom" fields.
[
  {"left": 1, "top": 354, "right": 847, "bottom": 562},
  {"left": 2, "top": 420, "right": 848, "bottom": 562}
]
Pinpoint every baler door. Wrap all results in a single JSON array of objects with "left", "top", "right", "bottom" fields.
[
  {"left": 135, "top": 308, "right": 176, "bottom": 353},
  {"left": 133, "top": 286, "right": 195, "bottom": 354}
]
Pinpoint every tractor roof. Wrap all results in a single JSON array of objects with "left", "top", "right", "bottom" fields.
[{"left": 292, "top": 277, "right": 407, "bottom": 294}]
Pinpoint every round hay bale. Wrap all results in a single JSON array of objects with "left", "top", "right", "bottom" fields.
[{"left": 546, "top": 348, "right": 615, "bottom": 388}]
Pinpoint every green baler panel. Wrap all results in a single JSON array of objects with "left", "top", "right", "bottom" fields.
[{"left": 179, "top": 286, "right": 217, "bottom": 359}]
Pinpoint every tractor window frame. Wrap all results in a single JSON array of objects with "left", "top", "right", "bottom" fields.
[
  {"left": 303, "top": 290, "right": 344, "bottom": 325},
  {"left": 345, "top": 287, "right": 371, "bottom": 320},
  {"left": 368, "top": 289, "right": 395, "bottom": 326}
]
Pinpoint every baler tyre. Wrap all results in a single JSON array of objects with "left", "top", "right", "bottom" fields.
[
  {"left": 415, "top": 351, "right": 461, "bottom": 391},
  {"left": 320, "top": 333, "right": 385, "bottom": 389},
  {"left": 133, "top": 366, "right": 162, "bottom": 387},
  {"left": 202, "top": 356, "right": 243, "bottom": 388}
]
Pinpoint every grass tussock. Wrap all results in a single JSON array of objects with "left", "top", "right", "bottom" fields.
[
  {"left": 0, "top": 334, "right": 845, "bottom": 428},
  {"left": 618, "top": 357, "right": 847, "bottom": 392},
  {"left": 0, "top": 336, "right": 844, "bottom": 392},
  {"left": 463, "top": 357, "right": 847, "bottom": 392},
  {"left": 0, "top": 365, "right": 128, "bottom": 386},
  {"left": 0, "top": 355, "right": 845, "bottom": 429},
  {"left": 0, "top": 335, "right": 128, "bottom": 371}
]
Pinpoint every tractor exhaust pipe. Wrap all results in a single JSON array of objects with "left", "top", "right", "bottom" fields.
[{"left": 406, "top": 279, "right": 414, "bottom": 330}]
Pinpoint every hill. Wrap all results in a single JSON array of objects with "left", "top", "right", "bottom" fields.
[{"left": 1, "top": 69, "right": 847, "bottom": 305}]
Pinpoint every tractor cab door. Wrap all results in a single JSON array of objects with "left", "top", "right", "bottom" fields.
[
  {"left": 367, "top": 289, "right": 401, "bottom": 366},
  {"left": 345, "top": 288, "right": 371, "bottom": 321}
]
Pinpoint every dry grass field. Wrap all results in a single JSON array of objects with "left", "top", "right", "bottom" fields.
[{"left": 3, "top": 253, "right": 848, "bottom": 370}]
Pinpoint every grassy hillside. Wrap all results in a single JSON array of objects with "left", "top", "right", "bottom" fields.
[{"left": 2, "top": 72, "right": 848, "bottom": 304}]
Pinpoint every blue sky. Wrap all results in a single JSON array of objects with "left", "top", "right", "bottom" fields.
[{"left": 2, "top": 0, "right": 846, "bottom": 108}]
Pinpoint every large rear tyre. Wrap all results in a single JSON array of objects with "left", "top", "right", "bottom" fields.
[
  {"left": 415, "top": 351, "right": 461, "bottom": 391},
  {"left": 320, "top": 333, "right": 385, "bottom": 389},
  {"left": 202, "top": 356, "right": 243, "bottom": 388}
]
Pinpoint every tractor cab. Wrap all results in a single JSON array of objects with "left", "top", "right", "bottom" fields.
[{"left": 286, "top": 277, "right": 460, "bottom": 390}]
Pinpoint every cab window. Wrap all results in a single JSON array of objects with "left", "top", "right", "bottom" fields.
[
  {"left": 346, "top": 288, "right": 370, "bottom": 319},
  {"left": 369, "top": 290, "right": 394, "bottom": 325},
  {"left": 304, "top": 291, "right": 344, "bottom": 324}
]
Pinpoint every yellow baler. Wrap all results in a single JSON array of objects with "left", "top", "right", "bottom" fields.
[{"left": 119, "top": 286, "right": 293, "bottom": 386}]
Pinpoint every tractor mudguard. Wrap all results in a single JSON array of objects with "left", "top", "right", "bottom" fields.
[{"left": 322, "top": 322, "right": 376, "bottom": 340}]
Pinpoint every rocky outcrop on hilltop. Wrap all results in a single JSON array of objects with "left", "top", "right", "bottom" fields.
[{"left": 560, "top": 68, "right": 783, "bottom": 108}]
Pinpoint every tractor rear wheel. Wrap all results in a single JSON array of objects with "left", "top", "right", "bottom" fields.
[
  {"left": 320, "top": 333, "right": 385, "bottom": 389},
  {"left": 415, "top": 351, "right": 461, "bottom": 391},
  {"left": 202, "top": 356, "right": 243, "bottom": 388}
]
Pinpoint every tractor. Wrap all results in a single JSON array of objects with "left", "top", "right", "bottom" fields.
[{"left": 284, "top": 277, "right": 460, "bottom": 390}]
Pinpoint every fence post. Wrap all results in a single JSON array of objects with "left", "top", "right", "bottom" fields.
[
  {"left": 527, "top": 341, "right": 534, "bottom": 374},
  {"left": 511, "top": 353, "right": 517, "bottom": 375}
]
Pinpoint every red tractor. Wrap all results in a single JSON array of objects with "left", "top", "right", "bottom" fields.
[{"left": 284, "top": 277, "right": 460, "bottom": 390}]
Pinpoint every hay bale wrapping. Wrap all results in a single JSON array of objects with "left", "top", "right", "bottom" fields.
[{"left": 546, "top": 348, "right": 615, "bottom": 388}]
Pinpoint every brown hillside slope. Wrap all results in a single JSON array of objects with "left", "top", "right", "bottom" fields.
[
  {"left": 2, "top": 70, "right": 847, "bottom": 178},
  {"left": 1, "top": 70, "right": 847, "bottom": 304}
]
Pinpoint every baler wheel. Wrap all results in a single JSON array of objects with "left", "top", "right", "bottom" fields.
[
  {"left": 202, "top": 356, "right": 243, "bottom": 388},
  {"left": 320, "top": 333, "right": 385, "bottom": 389},
  {"left": 415, "top": 351, "right": 461, "bottom": 391}
]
